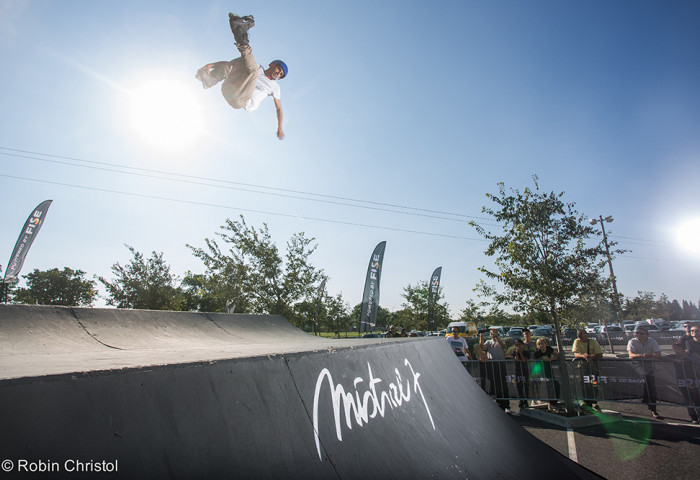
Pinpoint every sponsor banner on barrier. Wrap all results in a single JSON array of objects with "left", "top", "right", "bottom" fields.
[{"left": 464, "top": 358, "right": 700, "bottom": 406}]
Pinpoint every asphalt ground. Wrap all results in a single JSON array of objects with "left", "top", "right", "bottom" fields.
[{"left": 507, "top": 401, "right": 700, "bottom": 480}]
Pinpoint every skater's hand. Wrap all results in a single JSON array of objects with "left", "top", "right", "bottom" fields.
[{"left": 277, "top": 127, "right": 285, "bottom": 140}]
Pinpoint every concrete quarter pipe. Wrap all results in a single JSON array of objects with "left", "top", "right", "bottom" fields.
[{"left": 0, "top": 305, "right": 600, "bottom": 478}]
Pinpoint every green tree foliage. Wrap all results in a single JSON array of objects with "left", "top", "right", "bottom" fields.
[
  {"left": 351, "top": 303, "right": 392, "bottom": 332},
  {"left": 458, "top": 298, "right": 484, "bottom": 323},
  {"left": 11, "top": 267, "right": 96, "bottom": 306},
  {"left": 622, "top": 291, "right": 672, "bottom": 321},
  {"left": 180, "top": 271, "right": 251, "bottom": 313},
  {"left": 397, "top": 280, "right": 450, "bottom": 331},
  {"left": 188, "top": 216, "right": 326, "bottom": 324},
  {"left": 561, "top": 290, "right": 613, "bottom": 327},
  {"left": 99, "top": 245, "right": 184, "bottom": 310},
  {"left": 304, "top": 293, "right": 351, "bottom": 336},
  {"left": 470, "top": 177, "right": 611, "bottom": 337}
]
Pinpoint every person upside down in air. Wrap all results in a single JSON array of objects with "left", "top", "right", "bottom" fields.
[{"left": 196, "top": 13, "right": 288, "bottom": 140}]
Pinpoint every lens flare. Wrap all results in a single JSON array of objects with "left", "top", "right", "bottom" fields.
[{"left": 676, "top": 218, "right": 700, "bottom": 256}]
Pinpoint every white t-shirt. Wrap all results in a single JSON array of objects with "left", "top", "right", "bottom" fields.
[
  {"left": 485, "top": 339, "right": 506, "bottom": 361},
  {"left": 245, "top": 65, "right": 281, "bottom": 112},
  {"left": 627, "top": 336, "right": 661, "bottom": 356},
  {"left": 446, "top": 336, "right": 470, "bottom": 363}
]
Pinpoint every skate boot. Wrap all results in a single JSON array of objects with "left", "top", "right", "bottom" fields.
[{"left": 228, "top": 13, "right": 255, "bottom": 47}]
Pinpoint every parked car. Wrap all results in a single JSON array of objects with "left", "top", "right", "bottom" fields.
[
  {"left": 445, "top": 321, "right": 477, "bottom": 337},
  {"left": 362, "top": 333, "right": 380, "bottom": 338},
  {"left": 598, "top": 325, "right": 624, "bottom": 334},
  {"left": 585, "top": 324, "right": 600, "bottom": 333},
  {"left": 507, "top": 328, "right": 524, "bottom": 339},
  {"left": 562, "top": 328, "right": 578, "bottom": 340},
  {"left": 484, "top": 326, "right": 507, "bottom": 337},
  {"left": 531, "top": 326, "right": 555, "bottom": 342}
]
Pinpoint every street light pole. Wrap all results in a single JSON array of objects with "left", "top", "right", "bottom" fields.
[{"left": 589, "top": 215, "right": 621, "bottom": 354}]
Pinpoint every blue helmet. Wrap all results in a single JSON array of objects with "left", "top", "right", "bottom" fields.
[{"left": 270, "top": 60, "right": 288, "bottom": 78}]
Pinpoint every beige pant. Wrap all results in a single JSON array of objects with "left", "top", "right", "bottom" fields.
[{"left": 220, "top": 45, "right": 258, "bottom": 109}]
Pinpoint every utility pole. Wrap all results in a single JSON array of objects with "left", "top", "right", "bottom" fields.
[{"left": 589, "top": 215, "right": 621, "bottom": 354}]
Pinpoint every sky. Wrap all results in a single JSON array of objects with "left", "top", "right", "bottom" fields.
[{"left": 1, "top": 0, "right": 699, "bottom": 316}]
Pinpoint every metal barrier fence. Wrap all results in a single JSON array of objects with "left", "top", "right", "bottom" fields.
[
  {"left": 463, "top": 358, "right": 700, "bottom": 416},
  {"left": 559, "top": 330, "right": 687, "bottom": 347}
]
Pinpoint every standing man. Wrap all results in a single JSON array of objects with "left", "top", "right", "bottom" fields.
[
  {"left": 196, "top": 13, "right": 288, "bottom": 139},
  {"left": 512, "top": 339, "right": 530, "bottom": 410},
  {"left": 484, "top": 327, "right": 510, "bottom": 412},
  {"left": 627, "top": 326, "right": 662, "bottom": 419},
  {"left": 519, "top": 328, "right": 536, "bottom": 409},
  {"left": 446, "top": 327, "right": 472, "bottom": 369},
  {"left": 572, "top": 329, "right": 603, "bottom": 411},
  {"left": 688, "top": 325, "right": 700, "bottom": 359},
  {"left": 682, "top": 322, "right": 696, "bottom": 352}
]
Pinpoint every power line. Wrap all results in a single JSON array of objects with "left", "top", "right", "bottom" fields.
[
  {"left": 0, "top": 174, "right": 487, "bottom": 242},
  {"left": 0, "top": 146, "right": 494, "bottom": 223},
  {"left": 0, "top": 146, "right": 676, "bottom": 250}
]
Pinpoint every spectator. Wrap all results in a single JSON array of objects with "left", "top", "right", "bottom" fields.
[
  {"left": 521, "top": 328, "right": 536, "bottom": 407},
  {"left": 688, "top": 325, "right": 700, "bottom": 359},
  {"left": 485, "top": 327, "right": 511, "bottom": 412},
  {"left": 474, "top": 332, "right": 489, "bottom": 392},
  {"left": 572, "top": 329, "right": 603, "bottom": 412},
  {"left": 446, "top": 327, "right": 472, "bottom": 369},
  {"left": 522, "top": 328, "right": 537, "bottom": 358},
  {"left": 669, "top": 342, "right": 700, "bottom": 424},
  {"left": 400, "top": 328, "right": 408, "bottom": 338},
  {"left": 386, "top": 325, "right": 398, "bottom": 338},
  {"left": 682, "top": 322, "right": 694, "bottom": 352},
  {"left": 627, "top": 326, "right": 662, "bottom": 419},
  {"left": 533, "top": 338, "right": 561, "bottom": 410},
  {"left": 512, "top": 339, "right": 531, "bottom": 410}
]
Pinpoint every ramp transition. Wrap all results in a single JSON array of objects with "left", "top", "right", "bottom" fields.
[{"left": 0, "top": 305, "right": 599, "bottom": 479}]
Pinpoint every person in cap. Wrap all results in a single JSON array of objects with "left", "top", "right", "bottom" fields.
[{"left": 196, "top": 13, "right": 288, "bottom": 139}]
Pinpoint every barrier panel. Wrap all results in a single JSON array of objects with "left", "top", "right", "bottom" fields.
[{"left": 464, "top": 357, "right": 700, "bottom": 410}]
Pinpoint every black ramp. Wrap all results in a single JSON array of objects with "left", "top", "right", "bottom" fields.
[
  {"left": 0, "top": 358, "right": 337, "bottom": 479},
  {"left": 0, "top": 306, "right": 599, "bottom": 478},
  {"left": 288, "top": 340, "right": 599, "bottom": 480}
]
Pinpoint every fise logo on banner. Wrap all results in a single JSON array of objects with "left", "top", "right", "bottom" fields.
[
  {"left": 25, "top": 209, "right": 45, "bottom": 234},
  {"left": 369, "top": 254, "right": 381, "bottom": 280}
]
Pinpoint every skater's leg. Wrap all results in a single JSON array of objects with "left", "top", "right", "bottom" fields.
[
  {"left": 220, "top": 45, "right": 258, "bottom": 109},
  {"left": 195, "top": 61, "right": 233, "bottom": 89}
]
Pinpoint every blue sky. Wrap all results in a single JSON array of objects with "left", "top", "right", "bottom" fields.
[{"left": 1, "top": 0, "right": 699, "bottom": 314}]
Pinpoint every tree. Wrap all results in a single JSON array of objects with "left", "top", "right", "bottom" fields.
[
  {"left": 180, "top": 271, "right": 251, "bottom": 313},
  {"left": 470, "top": 179, "right": 608, "bottom": 323},
  {"left": 622, "top": 292, "right": 672, "bottom": 321},
  {"left": 99, "top": 245, "right": 184, "bottom": 310},
  {"left": 561, "top": 290, "right": 613, "bottom": 328},
  {"left": 11, "top": 267, "right": 96, "bottom": 306},
  {"left": 188, "top": 216, "right": 326, "bottom": 323},
  {"left": 397, "top": 280, "right": 450, "bottom": 331},
  {"left": 310, "top": 293, "right": 352, "bottom": 336},
  {"left": 351, "top": 303, "right": 392, "bottom": 332},
  {"left": 470, "top": 177, "right": 610, "bottom": 412}
]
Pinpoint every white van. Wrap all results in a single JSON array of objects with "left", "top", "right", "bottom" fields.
[{"left": 445, "top": 321, "right": 477, "bottom": 338}]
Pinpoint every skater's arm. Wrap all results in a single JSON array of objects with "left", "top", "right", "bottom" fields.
[{"left": 274, "top": 98, "right": 284, "bottom": 140}]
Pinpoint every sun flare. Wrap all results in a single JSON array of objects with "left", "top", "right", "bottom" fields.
[
  {"left": 128, "top": 79, "right": 203, "bottom": 151},
  {"left": 676, "top": 218, "right": 700, "bottom": 255}
]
